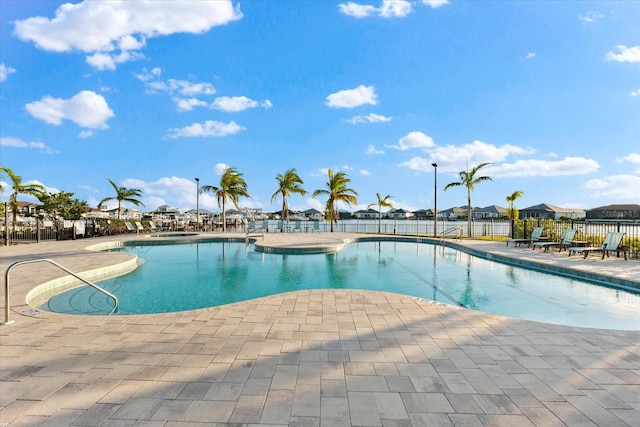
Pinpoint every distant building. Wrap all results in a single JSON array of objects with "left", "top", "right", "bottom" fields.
[
  {"left": 386, "top": 209, "right": 414, "bottom": 219},
  {"left": 586, "top": 204, "right": 640, "bottom": 221},
  {"left": 439, "top": 206, "right": 469, "bottom": 220},
  {"left": 519, "top": 203, "right": 585, "bottom": 220},
  {"left": 412, "top": 209, "right": 435, "bottom": 219},
  {"left": 354, "top": 208, "right": 379, "bottom": 219},
  {"left": 301, "top": 208, "right": 324, "bottom": 221},
  {"left": 471, "top": 205, "right": 507, "bottom": 219}
]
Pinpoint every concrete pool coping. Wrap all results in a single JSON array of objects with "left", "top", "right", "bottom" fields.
[{"left": 1, "top": 232, "right": 640, "bottom": 425}]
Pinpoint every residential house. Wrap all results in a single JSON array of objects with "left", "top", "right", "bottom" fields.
[
  {"left": 386, "top": 209, "right": 414, "bottom": 219},
  {"left": 471, "top": 205, "right": 507, "bottom": 219},
  {"left": 586, "top": 204, "right": 640, "bottom": 220},
  {"left": 301, "top": 208, "right": 324, "bottom": 221},
  {"left": 354, "top": 208, "right": 379, "bottom": 219},
  {"left": 519, "top": 203, "right": 585, "bottom": 220},
  {"left": 439, "top": 206, "right": 469, "bottom": 220}
]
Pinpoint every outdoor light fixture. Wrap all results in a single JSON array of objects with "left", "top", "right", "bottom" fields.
[
  {"left": 432, "top": 163, "right": 437, "bottom": 237},
  {"left": 195, "top": 177, "right": 200, "bottom": 232}
]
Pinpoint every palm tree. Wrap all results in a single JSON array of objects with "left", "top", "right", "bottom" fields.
[
  {"left": 444, "top": 162, "right": 492, "bottom": 237},
  {"left": 98, "top": 178, "right": 144, "bottom": 220},
  {"left": 3, "top": 167, "right": 46, "bottom": 222},
  {"left": 506, "top": 190, "right": 523, "bottom": 221},
  {"left": 312, "top": 169, "right": 358, "bottom": 232},
  {"left": 200, "top": 166, "right": 250, "bottom": 232},
  {"left": 367, "top": 193, "right": 393, "bottom": 234},
  {"left": 506, "top": 190, "right": 524, "bottom": 238},
  {"left": 271, "top": 168, "right": 307, "bottom": 227}
]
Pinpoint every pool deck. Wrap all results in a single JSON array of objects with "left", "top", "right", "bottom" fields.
[{"left": 1, "top": 232, "right": 639, "bottom": 426}]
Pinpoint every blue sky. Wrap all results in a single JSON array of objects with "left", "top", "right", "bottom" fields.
[{"left": 1, "top": 0, "right": 639, "bottom": 214}]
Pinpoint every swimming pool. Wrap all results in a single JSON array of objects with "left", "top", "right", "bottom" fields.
[{"left": 45, "top": 239, "right": 640, "bottom": 330}]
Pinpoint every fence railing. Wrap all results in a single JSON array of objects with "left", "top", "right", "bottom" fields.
[{"left": 3, "top": 218, "right": 639, "bottom": 258}]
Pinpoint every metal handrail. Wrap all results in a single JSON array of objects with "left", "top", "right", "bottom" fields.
[
  {"left": 440, "top": 226, "right": 463, "bottom": 242},
  {"left": 3, "top": 258, "right": 119, "bottom": 324}
]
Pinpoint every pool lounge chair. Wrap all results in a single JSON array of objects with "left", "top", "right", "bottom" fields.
[
  {"left": 568, "top": 232, "right": 627, "bottom": 260},
  {"left": 124, "top": 221, "right": 136, "bottom": 233},
  {"left": 135, "top": 221, "right": 145, "bottom": 233},
  {"left": 533, "top": 228, "right": 577, "bottom": 252},
  {"left": 507, "top": 227, "right": 545, "bottom": 247}
]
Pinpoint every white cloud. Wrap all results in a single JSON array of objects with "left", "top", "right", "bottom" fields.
[
  {"left": 147, "top": 78, "right": 216, "bottom": 96},
  {"left": 360, "top": 169, "right": 372, "bottom": 176},
  {"left": 605, "top": 45, "right": 640, "bottom": 63},
  {"left": 174, "top": 97, "right": 208, "bottom": 112},
  {"left": 386, "top": 131, "right": 435, "bottom": 151},
  {"left": 365, "top": 145, "right": 385, "bottom": 155},
  {"left": 213, "top": 163, "right": 229, "bottom": 176},
  {"left": 347, "top": 113, "right": 392, "bottom": 124},
  {"left": 0, "top": 136, "right": 56, "bottom": 153},
  {"left": 25, "top": 90, "right": 115, "bottom": 129},
  {"left": 429, "top": 140, "right": 534, "bottom": 167},
  {"left": 339, "top": 0, "right": 446, "bottom": 18},
  {"left": 617, "top": 152, "right": 640, "bottom": 173},
  {"left": 78, "top": 130, "right": 94, "bottom": 139},
  {"left": 14, "top": 1, "right": 242, "bottom": 70},
  {"left": 585, "top": 175, "right": 640, "bottom": 199},
  {"left": 578, "top": 10, "right": 603, "bottom": 25},
  {"left": 167, "top": 120, "right": 245, "bottom": 139},
  {"left": 398, "top": 156, "right": 433, "bottom": 172},
  {"left": 631, "top": 88, "right": 640, "bottom": 97},
  {"left": 211, "top": 96, "right": 273, "bottom": 112},
  {"left": 0, "top": 63, "right": 16, "bottom": 82},
  {"left": 525, "top": 52, "right": 536, "bottom": 60},
  {"left": 135, "top": 67, "right": 162, "bottom": 82},
  {"left": 326, "top": 85, "right": 377, "bottom": 108},
  {"left": 486, "top": 157, "right": 599, "bottom": 178}
]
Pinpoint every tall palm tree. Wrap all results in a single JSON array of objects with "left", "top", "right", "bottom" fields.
[
  {"left": 4, "top": 167, "right": 46, "bottom": 222},
  {"left": 98, "top": 178, "right": 144, "bottom": 220},
  {"left": 444, "top": 162, "right": 492, "bottom": 237},
  {"left": 312, "top": 169, "right": 358, "bottom": 232},
  {"left": 271, "top": 168, "right": 307, "bottom": 227},
  {"left": 367, "top": 193, "right": 393, "bottom": 234},
  {"left": 200, "top": 166, "right": 250, "bottom": 232}
]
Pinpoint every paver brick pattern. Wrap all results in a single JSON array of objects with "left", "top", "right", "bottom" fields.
[{"left": 1, "top": 235, "right": 639, "bottom": 426}]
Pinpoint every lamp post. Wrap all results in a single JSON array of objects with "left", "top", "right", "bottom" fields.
[
  {"left": 432, "top": 163, "right": 438, "bottom": 237},
  {"left": 195, "top": 177, "right": 200, "bottom": 232}
]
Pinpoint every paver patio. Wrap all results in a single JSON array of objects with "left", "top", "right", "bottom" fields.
[{"left": 1, "top": 233, "right": 639, "bottom": 426}]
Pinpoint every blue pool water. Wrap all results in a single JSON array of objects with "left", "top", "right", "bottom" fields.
[{"left": 45, "top": 240, "right": 640, "bottom": 330}]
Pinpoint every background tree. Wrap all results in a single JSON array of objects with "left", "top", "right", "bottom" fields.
[
  {"left": 367, "top": 193, "right": 393, "bottom": 234},
  {"left": 39, "top": 191, "right": 88, "bottom": 220},
  {"left": 271, "top": 168, "right": 307, "bottom": 227},
  {"left": 98, "top": 178, "right": 144, "bottom": 219},
  {"left": 200, "top": 166, "right": 250, "bottom": 232},
  {"left": 444, "top": 162, "right": 492, "bottom": 237},
  {"left": 3, "top": 167, "right": 46, "bottom": 222},
  {"left": 312, "top": 169, "right": 358, "bottom": 232}
]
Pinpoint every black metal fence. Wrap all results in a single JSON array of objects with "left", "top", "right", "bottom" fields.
[{"left": 3, "top": 217, "right": 638, "bottom": 258}]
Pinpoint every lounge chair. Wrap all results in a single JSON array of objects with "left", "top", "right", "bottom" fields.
[
  {"left": 568, "top": 232, "right": 627, "bottom": 260},
  {"left": 148, "top": 221, "right": 157, "bottom": 232},
  {"left": 533, "top": 228, "right": 577, "bottom": 252},
  {"left": 135, "top": 221, "right": 145, "bottom": 233},
  {"left": 124, "top": 221, "right": 136, "bottom": 233},
  {"left": 507, "top": 227, "right": 545, "bottom": 247}
]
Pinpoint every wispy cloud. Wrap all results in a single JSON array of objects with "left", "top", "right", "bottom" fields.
[
  {"left": 365, "top": 145, "right": 385, "bottom": 155},
  {"left": 211, "top": 96, "right": 273, "bottom": 112},
  {"left": 166, "top": 120, "right": 245, "bottom": 139},
  {"left": 525, "top": 52, "right": 536, "bottom": 60},
  {"left": 585, "top": 174, "right": 640, "bottom": 199},
  {"left": 485, "top": 157, "right": 599, "bottom": 178},
  {"left": 347, "top": 113, "right": 392, "bottom": 124},
  {"left": 578, "top": 11, "right": 603, "bottom": 25},
  {"left": 339, "top": 1, "right": 412, "bottom": 18},
  {"left": 0, "top": 63, "right": 16, "bottom": 82},
  {"left": 631, "top": 88, "right": 640, "bottom": 97},
  {"left": 136, "top": 67, "right": 217, "bottom": 111},
  {"left": 1, "top": 136, "right": 56, "bottom": 154},
  {"left": 326, "top": 85, "right": 377, "bottom": 108}
]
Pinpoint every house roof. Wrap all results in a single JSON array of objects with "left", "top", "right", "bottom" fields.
[
  {"left": 587, "top": 204, "right": 640, "bottom": 211},
  {"left": 521, "top": 203, "right": 584, "bottom": 213}
]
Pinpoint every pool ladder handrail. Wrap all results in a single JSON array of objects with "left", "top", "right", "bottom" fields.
[
  {"left": 3, "top": 258, "right": 119, "bottom": 325},
  {"left": 440, "top": 226, "right": 463, "bottom": 242}
]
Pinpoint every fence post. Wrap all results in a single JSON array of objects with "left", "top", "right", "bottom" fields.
[
  {"left": 4, "top": 202, "right": 9, "bottom": 246},
  {"left": 37, "top": 220, "right": 41, "bottom": 243}
]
